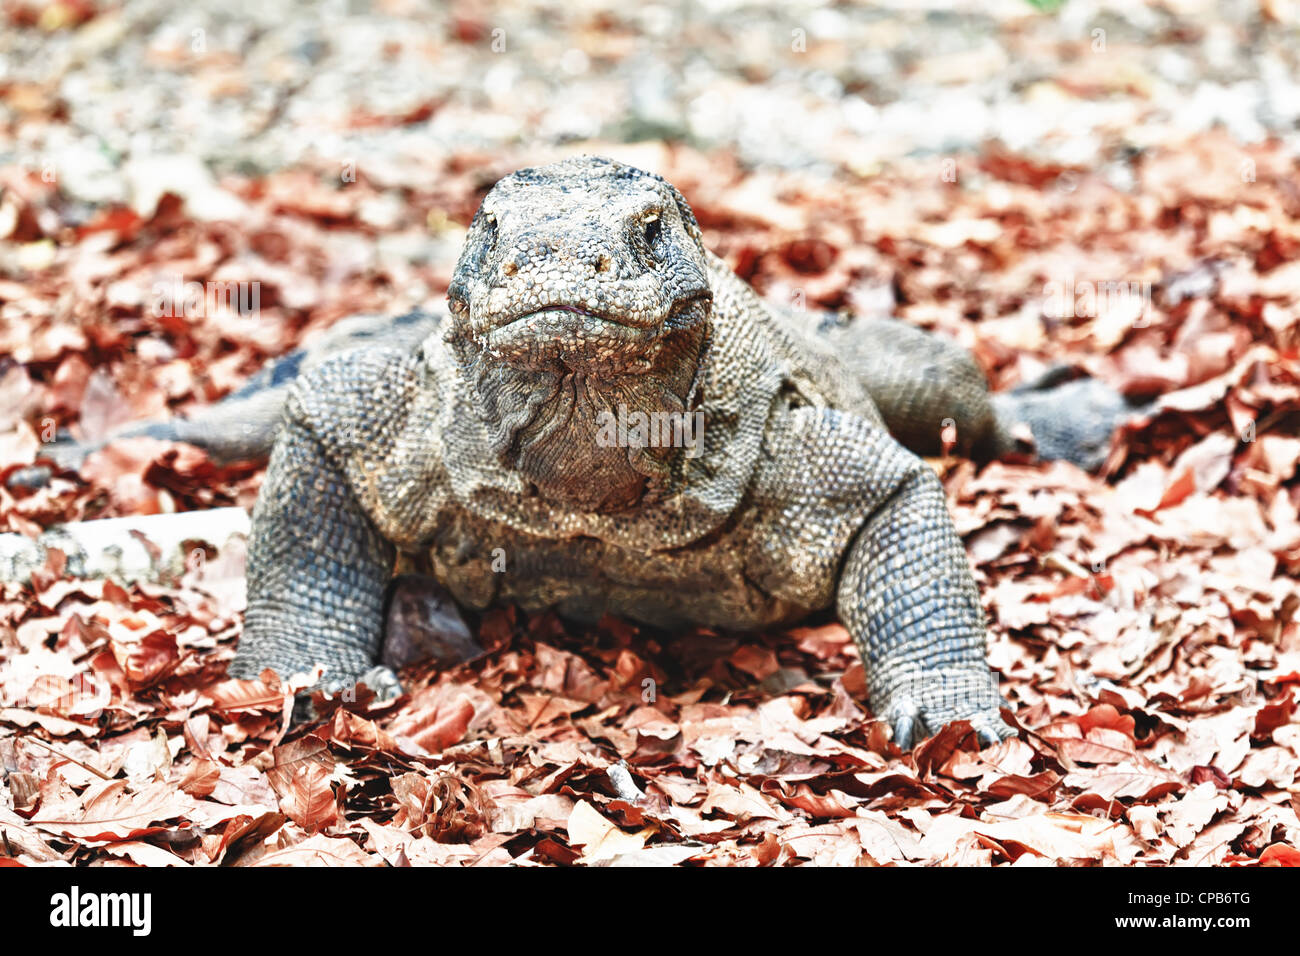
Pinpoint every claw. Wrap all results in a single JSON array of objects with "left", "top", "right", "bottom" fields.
[
  {"left": 971, "top": 708, "right": 1016, "bottom": 747},
  {"left": 892, "top": 715, "right": 911, "bottom": 749},
  {"left": 357, "top": 664, "right": 403, "bottom": 704},
  {"left": 5, "top": 464, "right": 53, "bottom": 491},
  {"left": 892, "top": 711, "right": 925, "bottom": 750},
  {"left": 290, "top": 694, "right": 316, "bottom": 726}
]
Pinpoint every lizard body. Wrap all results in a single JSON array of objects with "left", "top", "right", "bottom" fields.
[
  {"left": 231, "top": 157, "right": 1139, "bottom": 746},
  {"left": 12, "top": 157, "right": 1141, "bottom": 747}
]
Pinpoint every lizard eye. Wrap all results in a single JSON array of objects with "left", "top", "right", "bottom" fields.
[
  {"left": 482, "top": 212, "right": 498, "bottom": 246},
  {"left": 643, "top": 215, "right": 661, "bottom": 246}
]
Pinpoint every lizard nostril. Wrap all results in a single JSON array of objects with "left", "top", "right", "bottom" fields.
[
  {"left": 502, "top": 260, "right": 517, "bottom": 276},
  {"left": 595, "top": 254, "right": 612, "bottom": 273}
]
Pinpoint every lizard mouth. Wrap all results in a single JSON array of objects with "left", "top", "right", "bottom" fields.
[
  {"left": 475, "top": 294, "right": 710, "bottom": 370},
  {"left": 510, "top": 304, "right": 629, "bottom": 325},
  {"left": 483, "top": 302, "right": 663, "bottom": 335}
]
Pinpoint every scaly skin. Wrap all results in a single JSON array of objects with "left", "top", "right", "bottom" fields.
[
  {"left": 230, "top": 156, "right": 1055, "bottom": 747},
  {"left": 5, "top": 311, "right": 439, "bottom": 489}
]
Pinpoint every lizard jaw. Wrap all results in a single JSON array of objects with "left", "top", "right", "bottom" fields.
[{"left": 469, "top": 293, "right": 712, "bottom": 375}]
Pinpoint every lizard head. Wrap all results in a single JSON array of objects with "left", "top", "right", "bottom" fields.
[{"left": 444, "top": 156, "right": 715, "bottom": 512}]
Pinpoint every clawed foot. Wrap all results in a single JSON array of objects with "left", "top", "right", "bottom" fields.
[
  {"left": 995, "top": 376, "right": 1137, "bottom": 471},
  {"left": 885, "top": 697, "right": 1012, "bottom": 750},
  {"left": 291, "top": 664, "right": 405, "bottom": 725},
  {"left": 876, "top": 668, "right": 1015, "bottom": 750}
]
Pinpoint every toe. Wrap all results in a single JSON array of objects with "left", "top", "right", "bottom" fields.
[
  {"left": 358, "top": 665, "right": 404, "bottom": 704},
  {"left": 971, "top": 710, "right": 1016, "bottom": 747},
  {"left": 892, "top": 714, "right": 914, "bottom": 749},
  {"left": 890, "top": 704, "right": 928, "bottom": 750},
  {"left": 290, "top": 694, "right": 316, "bottom": 726}
]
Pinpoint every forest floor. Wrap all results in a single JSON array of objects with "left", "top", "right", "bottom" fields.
[{"left": 0, "top": 0, "right": 1298, "bottom": 866}]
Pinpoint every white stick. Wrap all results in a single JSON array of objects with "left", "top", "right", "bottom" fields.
[{"left": 0, "top": 508, "right": 250, "bottom": 584}]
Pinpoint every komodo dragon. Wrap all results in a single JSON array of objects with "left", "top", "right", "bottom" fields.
[{"left": 10, "top": 157, "right": 1141, "bottom": 747}]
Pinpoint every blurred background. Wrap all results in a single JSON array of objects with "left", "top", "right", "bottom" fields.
[
  {"left": 5, "top": 0, "right": 1300, "bottom": 179},
  {"left": 2, "top": 0, "right": 1298, "bottom": 513}
]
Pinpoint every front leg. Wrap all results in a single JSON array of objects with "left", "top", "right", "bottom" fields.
[
  {"left": 836, "top": 459, "right": 1012, "bottom": 749},
  {"left": 231, "top": 415, "right": 396, "bottom": 693}
]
